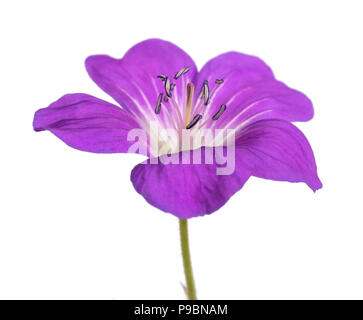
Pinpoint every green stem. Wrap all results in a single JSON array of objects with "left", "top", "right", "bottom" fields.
[{"left": 179, "top": 218, "right": 197, "bottom": 300}]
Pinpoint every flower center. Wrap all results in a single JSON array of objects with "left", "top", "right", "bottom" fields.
[{"left": 153, "top": 66, "right": 227, "bottom": 154}]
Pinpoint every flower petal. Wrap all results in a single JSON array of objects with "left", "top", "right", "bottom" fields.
[
  {"left": 131, "top": 148, "right": 252, "bottom": 219},
  {"left": 196, "top": 51, "right": 275, "bottom": 88},
  {"left": 236, "top": 119, "right": 322, "bottom": 191},
  {"left": 192, "top": 52, "right": 313, "bottom": 132},
  {"left": 33, "top": 93, "right": 143, "bottom": 154},
  {"left": 130, "top": 120, "right": 321, "bottom": 219},
  {"left": 85, "top": 39, "right": 197, "bottom": 130}
]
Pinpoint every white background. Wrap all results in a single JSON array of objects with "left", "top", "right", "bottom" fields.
[{"left": 0, "top": 0, "right": 362, "bottom": 299}]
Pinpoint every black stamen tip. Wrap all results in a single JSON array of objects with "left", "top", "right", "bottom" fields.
[
  {"left": 157, "top": 74, "right": 166, "bottom": 81},
  {"left": 203, "top": 80, "right": 210, "bottom": 105},
  {"left": 155, "top": 93, "right": 163, "bottom": 114},
  {"left": 174, "top": 66, "right": 191, "bottom": 79},
  {"left": 186, "top": 114, "right": 202, "bottom": 129},
  {"left": 212, "top": 104, "right": 226, "bottom": 120},
  {"left": 164, "top": 77, "right": 172, "bottom": 98}
]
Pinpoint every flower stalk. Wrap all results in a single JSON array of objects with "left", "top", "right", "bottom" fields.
[{"left": 179, "top": 218, "right": 197, "bottom": 300}]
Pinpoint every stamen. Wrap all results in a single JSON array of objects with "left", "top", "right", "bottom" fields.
[
  {"left": 164, "top": 95, "right": 168, "bottom": 102},
  {"left": 186, "top": 114, "right": 202, "bottom": 129},
  {"left": 157, "top": 74, "right": 166, "bottom": 81},
  {"left": 198, "top": 86, "right": 204, "bottom": 99},
  {"left": 174, "top": 66, "right": 191, "bottom": 79},
  {"left": 215, "top": 79, "right": 224, "bottom": 84},
  {"left": 155, "top": 93, "right": 163, "bottom": 114},
  {"left": 164, "top": 77, "right": 172, "bottom": 97},
  {"left": 184, "top": 83, "right": 195, "bottom": 128},
  {"left": 203, "top": 80, "right": 210, "bottom": 105},
  {"left": 170, "top": 83, "right": 176, "bottom": 91},
  {"left": 212, "top": 104, "right": 226, "bottom": 120}
]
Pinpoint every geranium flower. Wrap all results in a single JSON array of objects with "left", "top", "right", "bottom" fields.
[{"left": 33, "top": 39, "right": 322, "bottom": 299}]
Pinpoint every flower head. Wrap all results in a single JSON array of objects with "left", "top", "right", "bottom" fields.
[{"left": 33, "top": 39, "right": 322, "bottom": 219}]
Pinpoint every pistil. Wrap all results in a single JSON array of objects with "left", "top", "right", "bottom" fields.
[{"left": 184, "top": 83, "right": 195, "bottom": 128}]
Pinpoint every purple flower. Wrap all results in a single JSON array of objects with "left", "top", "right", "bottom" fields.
[{"left": 33, "top": 39, "right": 322, "bottom": 219}]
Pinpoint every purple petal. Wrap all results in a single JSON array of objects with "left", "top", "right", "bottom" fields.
[
  {"left": 85, "top": 39, "right": 197, "bottom": 129},
  {"left": 196, "top": 51, "right": 275, "bottom": 87},
  {"left": 130, "top": 119, "right": 321, "bottom": 219},
  {"left": 236, "top": 119, "right": 322, "bottom": 191},
  {"left": 192, "top": 52, "right": 313, "bottom": 131},
  {"left": 131, "top": 148, "right": 252, "bottom": 219},
  {"left": 33, "top": 93, "right": 143, "bottom": 154}
]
